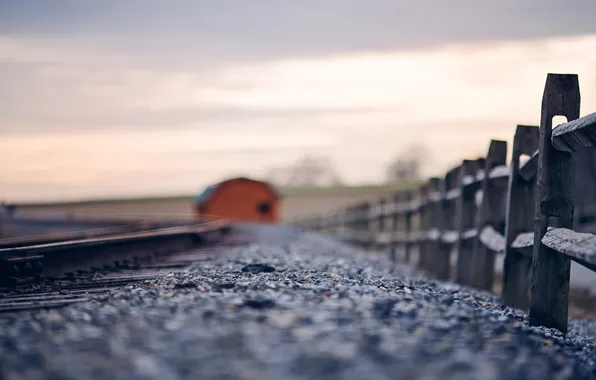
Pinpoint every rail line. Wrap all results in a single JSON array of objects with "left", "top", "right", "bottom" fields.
[{"left": 0, "top": 220, "right": 250, "bottom": 312}]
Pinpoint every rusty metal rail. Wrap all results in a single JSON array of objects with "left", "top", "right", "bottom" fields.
[
  {"left": 0, "top": 223, "right": 157, "bottom": 249},
  {"left": 0, "top": 228, "right": 252, "bottom": 312},
  {"left": 0, "top": 220, "right": 233, "bottom": 290}
]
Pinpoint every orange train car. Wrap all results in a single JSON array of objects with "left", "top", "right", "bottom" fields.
[{"left": 193, "top": 177, "right": 281, "bottom": 223}]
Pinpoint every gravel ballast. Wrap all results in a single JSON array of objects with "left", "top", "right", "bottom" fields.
[{"left": 1, "top": 224, "right": 596, "bottom": 380}]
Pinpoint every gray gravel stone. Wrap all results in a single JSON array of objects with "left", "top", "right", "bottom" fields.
[{"left": 1, "top": 224, "right": 596, "bottom": 379}]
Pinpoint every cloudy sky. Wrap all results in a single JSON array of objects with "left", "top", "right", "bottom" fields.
[{"left": 1, "top": 1, "right": 596, "bottom": 202}]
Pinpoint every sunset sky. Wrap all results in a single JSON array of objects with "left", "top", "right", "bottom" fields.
[{"left": 1, "top": 1, "right": 596, "bottom": 202}]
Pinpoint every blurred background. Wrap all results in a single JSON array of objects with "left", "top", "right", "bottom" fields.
[{"left": 1, "top": 0, "right": 595, "bottom": 220}]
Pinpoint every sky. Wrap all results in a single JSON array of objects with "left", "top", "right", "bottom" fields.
[{"left": 1, "top": 1, "right": 596, "bottom": 202}]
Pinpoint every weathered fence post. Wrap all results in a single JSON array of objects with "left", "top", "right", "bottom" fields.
[
  {"left": 419, "top": 178, "right": 441, "bottom": 273},
  {"left": 390, "top": 193, "right": 401, "bottom": 262},
  {"left": 436, "top": 166, "right": 460, "bottom": 281},
  {"left": 377, "top": 198, "right": 387, "bottom": 251},
  {"left": 312, "top": 216, "right": 320, "bottom": 232},
  {"left": 339, "top": 211, "right": 346, "bottom": 239},
  {"left": 502, "top": 125, "right": 539, "bottom": 310},
  {"left": 529, "top": 73, "right": 580, "bottom": 333},
  {"left": 403, "top": 190, "right": 414, "bottom": 262},
  {"left": 424, "top": 177, "right": 442, "bottom": 276},
  {"left": 366, "top": 202, "right": 379, "bottom": 250},
  {"left": 455, "top": 159, "right": 482, "bottom": 284},
  {"left": 333, "top": 210, "right": 341, "bottom": 239},
  {"left": 350, "top": 205, "right": 359, "bottom": 246},
  {"left": 320, "top": 214, "right": 328, "bottom": 234},
  {"left": 352, "top": 205, "right": 360, "bottom": 246},
  {"left": 471, "top": 139, "right": 508, "bottom": 291},
  {"left": 351, "top": 204, "right": 359, "bottom": 246},
  {"left": 333, "top": 211, "right": 343, "bottom": 239},
  {"left": 417, "top": 182, "right": 429, "bottom": 269},
  {"left": 350, "top": 204, "right": 359, "bottom": 246},
  {"left": 342, "top": 206, "right": 352, "bottom": 244},
  {"left": 323, "top": 213, "right": 330, "bottom": 235},
  {"left": 360, "top": 202, "right": 371, "bottom": 249}
]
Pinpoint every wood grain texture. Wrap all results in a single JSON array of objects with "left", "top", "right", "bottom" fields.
[
  {"left": 390, "top": 192, "right": 402, "bottom": 260},
  {"left": 417, "top": 182, "right": 430, "bottom": 270},
  {"left": 357, "top": 202, "right": 371, "bottom": 248},
  {"left": 376, "top": 198, "right": 387, "bottom": 249},
  {"left": 551, "top": 112, "right": 596, "bottom": 152},
  {"left": 501, "top": 125, "right": 539, "bottom": 310},
  {"left": 479, "top": 225, "right": 505, "bottom": 252},
  {"left": 455, "top": 159, "right": 482, "bottom": 285},
  {"left": 541, "top": 228, "right": 596, "bottom": 271},
  {"left": 423, "top": 178, "right": 442, "bottom": 275},
  {"left": 435, "top": 165, "right": 461, "bottom": 280},
  {"left": 403, "top": 191, "right": 414, "bottom": 261},
  {"left": 471, "top": 139, "right": 508, "bottom": 291},
  {"left": 529, "top": 73, "right": 580, "bottom": 334},
  {"left": 511, "top": 227, "right": 555, "bottom": 250},
  {"left": 518, "top": 150, "right": 539, "bottom": 181},
  {"left": 511, "top": 231, "right": 534, "bottom": 249}
]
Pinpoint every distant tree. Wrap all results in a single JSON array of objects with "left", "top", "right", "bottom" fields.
[
  {"left": 264, "top": 167, "right": 291, "bottom": 188},
  {"left": 266, "top": 155, "right": 343, "bottom": 188},
  {"left": 386, "top": 144, "right": 431, "bottom": 181}
]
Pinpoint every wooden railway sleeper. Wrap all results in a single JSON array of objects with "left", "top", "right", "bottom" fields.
[{"left": 0, "top": 255, "right": 45, "bottom": 288}]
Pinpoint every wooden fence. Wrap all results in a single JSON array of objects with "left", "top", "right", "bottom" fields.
[{"left": 290, "top": 73, "right": 596, "bottom": 333}]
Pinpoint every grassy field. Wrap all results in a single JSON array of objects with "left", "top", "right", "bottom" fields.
[
  {"left": 14, "top": 181, "right": 422, "bottom": 223},
  {"left": 279, "top": 180, "right": 420, "bottom": 197}
]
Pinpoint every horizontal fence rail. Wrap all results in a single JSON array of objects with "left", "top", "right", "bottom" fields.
[{"left": 290, "top": 73, "right": 596, "bottom": 333}]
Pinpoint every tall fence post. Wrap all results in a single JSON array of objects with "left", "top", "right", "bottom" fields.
[
  {"left": 455, "top": 159, "right": 483, "bottom": 285},
  {"left": 338, "top": 210, "right": 347, "bottom": 239},
  {"left": 332, "top": 211, "right": 341, "bottom": 239},
  {"left": 320, "top": 214, "right": 328, "bottom": 234},
  {"left": 417, "top": 182, "right": 429, "bottom": 270},
  {"left": 529, "top": 73, "right": 580, "bottom": 333},
  {"left": 361, "top": 202, "right": 372, "bottom": 249},
  {"left": 349, "top": 205, "right": 359, "bottom": 246},
  {"left": 424, "top": 177, "right": 442, "bottom": 276},
  {"left": 342, "top": 206, "right": 352, "bottom": 244},
  {"left": 351, "top": 204, "right": 360, "bottom": 246},
  {"left": 419, "top": 178, "right": 441, "bottom": 273},
  {"left": 471, "top": 140, "right": 508, "bottom": 291},
  {"left": 502, "top": 125, "right": 539, "bottom": 310},
  {"left": 390, "top": 193, "right": 401, "bottom": 262},
  {"left": 377, "top": 198, "right": 387, "bottom": 251},
  {"left": 436, "top": 166, "right": 460, "bottom": 281},
  {"left": 352, "top": 203, "right": 360, "bottom": 247},
  {"left": 403, "top": 190, "right": 414, "bottom": 262},
  {"left": 367, "top": 202, "right": 376, "bottom": 250}
]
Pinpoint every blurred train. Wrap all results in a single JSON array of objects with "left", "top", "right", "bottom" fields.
[{"left": 193, "top": 177, "right": 281, "bottom": 224}]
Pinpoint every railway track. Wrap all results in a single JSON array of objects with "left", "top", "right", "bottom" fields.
[
  {"left": 0, "top": 221, "right": 251, "bottom": 312},
  {"left": 0, "top": 223, "right": 156, "bottom": 249}
]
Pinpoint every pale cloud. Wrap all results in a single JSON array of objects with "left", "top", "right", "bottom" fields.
[
  {"left": 2, "top": 1, "right": 595, "bottom": 61},
  {"left": 3, "top": 34, "right": 595, "bottom": 133},
  {"left": 194, "top": 36, "right": 596, "bottom": 124},
  {"left": 0, "top": 128, "right": 339, "bottom": 201},
  {"left": 1, "top": 31, "right": 596, "bottom": 201}
]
